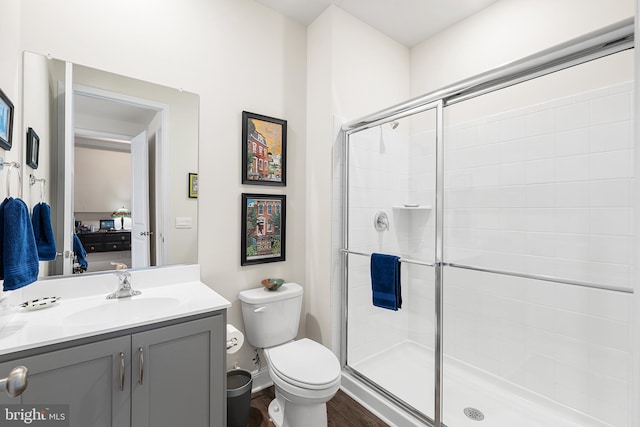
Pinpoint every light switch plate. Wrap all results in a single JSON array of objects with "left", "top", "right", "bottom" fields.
[{"left": 175, "top": 217, "right": 193, "bottom": 229}]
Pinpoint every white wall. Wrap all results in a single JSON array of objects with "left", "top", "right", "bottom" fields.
[
  {"left": 74, "top": 147, "right": 131, "bottom": 212},
  {"left": 410, "top": 0, "right": 634, "bottom": 97},
  {"left": 22, "top": 53, "right": 56, "bottom": 276},
  {"left": 306, "top": 6, "right": 411, "bottom": 350},
  {"left": 0, "top": 0, "right": 22, "bottom": 171},
  {"left": 5, "top": 0, "right": 308, "bottom": 370}
]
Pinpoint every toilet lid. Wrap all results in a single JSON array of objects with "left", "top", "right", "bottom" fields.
[{"left": 266, "top": 339, "right": 341, "bottom": 388}]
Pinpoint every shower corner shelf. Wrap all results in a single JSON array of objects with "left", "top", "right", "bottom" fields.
[{"left": 392, "top": 205, "right": 432, "bottom": 210}]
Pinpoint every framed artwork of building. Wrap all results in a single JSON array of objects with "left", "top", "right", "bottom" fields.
[
  {"left": 0, "top": 88, "right": 14, "bottom": 151},
  {"left": 242, "top": 111, "right": 286, "bottom": 186},
  {"left": 241, "top": 193, "right": 286, "bottom": 265},
  {"left": 188, "top": 172, "right": 198, "bottom": 198}
]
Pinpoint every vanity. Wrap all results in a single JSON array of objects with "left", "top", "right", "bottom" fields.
[{"left": 0, "top": 265, "right": 230, "bottom": 427}]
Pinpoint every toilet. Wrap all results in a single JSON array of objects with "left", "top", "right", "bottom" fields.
[{"left": 239, "top": 283, "right": 341, "bottom": 427}]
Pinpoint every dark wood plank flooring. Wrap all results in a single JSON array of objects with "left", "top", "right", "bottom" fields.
[{"left": 248, "top": 386, "right": 389, "bottom": 427}]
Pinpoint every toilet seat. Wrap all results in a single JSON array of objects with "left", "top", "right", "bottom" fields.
[{"left": 265, "top": 338, "right": 341, "bottom": 390}]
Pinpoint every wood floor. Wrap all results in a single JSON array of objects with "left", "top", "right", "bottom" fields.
[{"left": 248, "top": 386, "right": 389, "bottom": 427}]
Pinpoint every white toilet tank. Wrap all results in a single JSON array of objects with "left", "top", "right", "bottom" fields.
[{"left": 239, "top": 282, "right": 303, "bottom": 348}]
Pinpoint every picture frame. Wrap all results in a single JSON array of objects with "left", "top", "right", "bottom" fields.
[
  {"left": 26, "top": 127, "right": 40, "bottom": 169},
  {"left": 188, "top": 173, "right": 198, "bottom": 198},
  {"left": 242, "top": 111, "right": 286, "bottom": 186},
  {"left": 241, "top": 193, "right": 286, "bottom": 265},
  {"left": 0, "top": 88, "right": 14, "bottom": 151}
]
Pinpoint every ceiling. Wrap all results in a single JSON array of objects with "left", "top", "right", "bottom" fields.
[
  {"left": 74, "top": 94, "right": 158, "bottom": 151},
  {"left": 254, "top": 0, "right": 499, "bottom": 47}
]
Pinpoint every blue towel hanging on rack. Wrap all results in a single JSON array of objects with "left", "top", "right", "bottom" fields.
[
  {"left": 1, "top": 197, "right": 40, "bottom": 291},
  {"left": 32, "top": 202, "right": 57, "bottom": 261},
  {"left": 370, "top": 253, "right": 402, "bottom": 311},
  {"left": 73, "top": 234, "right": 88, "bottom": 270}
]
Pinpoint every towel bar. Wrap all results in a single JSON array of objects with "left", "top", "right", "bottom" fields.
[{"left": 340, "top": 249, "right": 434, "bottom": 267}]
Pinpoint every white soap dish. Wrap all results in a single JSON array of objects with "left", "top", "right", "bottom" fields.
[
  {"left": 19, "top": 296, "right": 61, "bottom": 311},
  {"left": 403, "top": 203, "right": 420, "bottom": 207}
]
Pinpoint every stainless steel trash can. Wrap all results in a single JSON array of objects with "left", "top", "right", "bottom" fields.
[{"left": 227, "top": 369, "right": 252, "bottom": 427}]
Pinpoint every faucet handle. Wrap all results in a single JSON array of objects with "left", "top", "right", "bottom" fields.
[{"left": 111, "top": 262, "right": 128, "bottom": 270}]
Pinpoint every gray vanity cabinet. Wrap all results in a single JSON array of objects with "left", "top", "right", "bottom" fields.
[
  {"left": 0, "top": 313, "right": 225, "bottom": 427},
  {"left": 0, "top": 336, "right": 131, "bottom": 427},
  {"left": 131, "top": 316, "right": 225, "bottom": 427}
]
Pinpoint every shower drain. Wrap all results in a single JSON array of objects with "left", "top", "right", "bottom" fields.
[{"left": 463, "top": 407, "right": 485, "bottom": 421}]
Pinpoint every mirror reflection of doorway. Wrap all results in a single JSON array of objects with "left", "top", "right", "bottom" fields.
[{"left": 72, "top": 88, "right": 165, "bottom": 273}]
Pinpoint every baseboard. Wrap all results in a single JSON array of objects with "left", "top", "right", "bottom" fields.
[{"left": 251, "top": 367, "right": 273, "bottom": 393}]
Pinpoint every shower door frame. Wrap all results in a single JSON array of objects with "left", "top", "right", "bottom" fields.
[
  {"left": 341, "top": 99, "right": 444, "bottom": 426},
  {"left": 339, "top": 17, "right": 635, "bottom": 427}
]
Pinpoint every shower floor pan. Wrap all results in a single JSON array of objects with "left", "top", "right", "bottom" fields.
[{"left": 350, "top": 341, "right": 612, "bottom": 427}]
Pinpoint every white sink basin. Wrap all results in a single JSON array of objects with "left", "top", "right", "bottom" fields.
[
  {"left": 65, "top": 297, "right": 180, "bottom": 326},
  {"left": 0, "top": 265, "right": 232, "bottom": 356}
]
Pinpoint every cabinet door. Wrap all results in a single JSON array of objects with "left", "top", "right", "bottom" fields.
[
  {"left": 131, "top": 315, "right": 225, "bottom": 427},
  {"left": 0, "top": 336, "right": 131, "bottom": 427}
]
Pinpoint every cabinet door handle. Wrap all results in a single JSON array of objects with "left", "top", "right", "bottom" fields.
[
  {"left": 0, "top": 366, "right": 28, "bottom": 397},
  {"left": 138, "top": 348, "right": 144, "bottom": 385},
  {"left": 119, "top": 352, "right": 125, "bottom": 391}
]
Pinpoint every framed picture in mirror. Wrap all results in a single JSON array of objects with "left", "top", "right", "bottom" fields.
[
  {"left": 242, "top": 111, "right": 286, "bottom": 186},
  {"left": 188, "top": 173, "right": 198, "bottom": 198},
  {"left": 26, "top": 127, "right": 40, "bottom": 169},
  {"left": 0, "top": 88, "right": 14, "bottom": 151},
  {"left": 241, "top": 193, "right": 286, "bottom": 265}
]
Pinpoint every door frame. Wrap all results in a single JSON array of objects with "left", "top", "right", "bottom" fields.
[{"left": 71, "top": 83, "right": 170, "bottom": 267}]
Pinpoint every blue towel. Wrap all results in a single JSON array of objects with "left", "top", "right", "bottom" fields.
[
  {"left": 73, "top": 234, "right": 88, "bottom": 270},
  {"left": 370, "top": 253, "right": 402, "bottom": 311},
  {"left": 32, "top": 202, "right": 57, "bottom": 261},
  {"left": 1, "top": 197, "right": 39, "bottom": 291}
]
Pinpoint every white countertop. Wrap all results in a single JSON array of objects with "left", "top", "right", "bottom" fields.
[{"left": 0, "top": 264, "right": 230, "bottom": 357}]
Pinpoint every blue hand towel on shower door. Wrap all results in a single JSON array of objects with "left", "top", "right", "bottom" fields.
[
  {"left": 370, "top": 253, "right": 402, "bottom": 311},
  {"left": 1, "top": 197, "right": 40, "bottom": 291}
]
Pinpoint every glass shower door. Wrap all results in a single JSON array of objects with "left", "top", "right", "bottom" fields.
[
  {"left": 343, "top": 106, "right": 442, "bottom": 424},
  {"left": 442, "top": 49, "right": 635, "bottom": 427}
]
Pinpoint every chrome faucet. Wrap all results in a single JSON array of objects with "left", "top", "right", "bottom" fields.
[{"left": 107, "top": 263, "right": 142, "bottom": 299}]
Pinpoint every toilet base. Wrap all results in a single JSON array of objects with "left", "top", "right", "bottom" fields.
[{"left": 268, "top": 389, "right": 329, "bottom": 427}]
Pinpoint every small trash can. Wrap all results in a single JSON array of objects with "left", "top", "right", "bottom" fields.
[{"left": 227, "top": 369, "right": 253, "bottom": 427}]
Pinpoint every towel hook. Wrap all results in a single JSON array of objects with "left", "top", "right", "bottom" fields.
[
  {"left": 29, "top": 174, "right": 46, "bottom": 203},
  {"left": 0, "top": 159, "right": 22, "bottom": 199}
]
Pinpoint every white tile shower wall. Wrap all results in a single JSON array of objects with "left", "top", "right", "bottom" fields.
[
  {"left": 439, "top": 82, "right": 634, "bottom": 426},
  {"left": 444, "top": 82, "right": 634, "bottom": 289},
  {"left": 347, "top": 121, "right": 438, "bottom": 364},
  {"left": 443, "top": 268, "right": 633, "bottom": 427},
  {"left": 347, "top": 127, "right": 412, "bottom": 363}
]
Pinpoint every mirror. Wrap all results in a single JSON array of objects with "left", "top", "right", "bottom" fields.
[{"left": 22, "top": 52, "right": 199, "bottom": 276}]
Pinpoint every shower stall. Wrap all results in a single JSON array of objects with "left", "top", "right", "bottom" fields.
[{"left": 338, "top": 19, "right": 636, "bottom": 427}]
